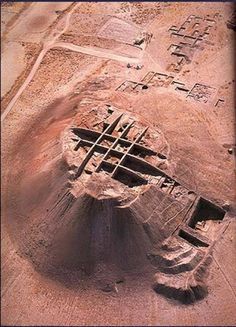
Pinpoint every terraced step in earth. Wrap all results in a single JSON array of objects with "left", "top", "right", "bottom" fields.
[
  {"left": 153, "top": 270, "right": 208, "bottom": 304},
  {"left": 153, "top": 250, "right": 213, "bottom": 304},
  {"left": 160, "top": 250, "right": 204, "bottom": 274},
  {"left": 160, "top": 235, "right": 189, "bottom": 252},
  {"left": 148, "top": 241, "right": 204, "bottom": 274},
  {"left": 148, "top": 244, "right": 198, "bottom": 266}
]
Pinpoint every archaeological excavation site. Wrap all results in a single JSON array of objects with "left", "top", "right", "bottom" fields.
[{"left": 1, "top": 1, "right": 236, "bottom": 326}]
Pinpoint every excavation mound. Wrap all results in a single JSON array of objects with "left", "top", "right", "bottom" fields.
[{"left": 3, "top": 104, "right": 227, "bottom": 303}]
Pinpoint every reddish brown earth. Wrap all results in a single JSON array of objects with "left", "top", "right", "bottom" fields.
[{"left": 1, "top": 2, "right": 236, "bottom": 326}]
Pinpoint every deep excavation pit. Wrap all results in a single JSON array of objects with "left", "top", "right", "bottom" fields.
[{"left": 4, "top": 103, "right": 228, "bottom": 304}]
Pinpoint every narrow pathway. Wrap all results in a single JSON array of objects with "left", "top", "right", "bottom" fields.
[{"left": 54, "top": 42, "right": 140, "bottom": 64}]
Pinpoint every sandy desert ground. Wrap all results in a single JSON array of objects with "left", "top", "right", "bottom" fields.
[{"left": 1, "top": 2, "right": 236, "bottom": 326}]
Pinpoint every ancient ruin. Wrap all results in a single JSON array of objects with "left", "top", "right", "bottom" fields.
[
  {"left": 1, "top": 2, "right": 235, "bottom": 326},
  {"left": 60, "top": 106, "right": 228, "bottom": 304}
]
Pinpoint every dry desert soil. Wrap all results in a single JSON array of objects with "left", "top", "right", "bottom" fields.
[{"left": 1, "top": 1, "right": 236, "bottom": 326}]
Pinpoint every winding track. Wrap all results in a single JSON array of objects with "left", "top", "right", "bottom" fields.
[{"left": 1, "top": 5, "right": 141, "bottom": 122}]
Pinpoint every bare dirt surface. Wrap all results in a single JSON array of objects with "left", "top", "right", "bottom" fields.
[{"left": 1, "top": 2, "right": 236, "bottom": 326}]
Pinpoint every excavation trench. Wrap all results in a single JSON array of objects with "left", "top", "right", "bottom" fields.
[{"left": 2, "top": 97, "right": 220, "bottom": 303}]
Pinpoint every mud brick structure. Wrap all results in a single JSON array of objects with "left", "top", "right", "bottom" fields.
[
  {"left": 167, "top": 14, "right": 218, "bottom": 72},
  {"left": 117, "top": 72, "right": 219, "bottom": 104},
  {"left": 61, "top": 107, "right": 228, "bottom": 304},
  {"left": 187, "top": 83, "right": 217, "bottom": 103}
]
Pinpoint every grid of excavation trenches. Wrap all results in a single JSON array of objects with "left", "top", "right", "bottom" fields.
[
  {"left": 71, "top": 111, "right": 166, "bottom": 187},
  {"left": 63, "top": 108, "right": 227, "bottom": 304}
]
